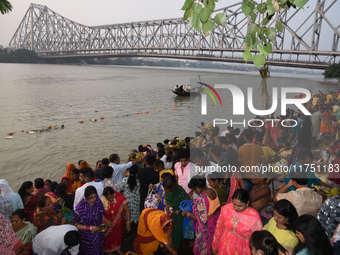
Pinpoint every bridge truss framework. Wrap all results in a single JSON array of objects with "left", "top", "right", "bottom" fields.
[{"left": 9, "top": 1, "right": 340, "bottom": 69}]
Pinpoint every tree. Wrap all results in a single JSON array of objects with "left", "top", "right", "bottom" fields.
[
  {"left": 0, "top": 0, "right": 13, "bottom": 15},
  {"left": 323, "top": 63, "right": 340, "bottom": 80},
  {"left": 182, "top": 0, "right": 308, "bottom": 113}
]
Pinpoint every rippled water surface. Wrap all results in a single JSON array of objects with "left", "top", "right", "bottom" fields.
[{"left": 0, "top": 63, "right": 325, "bottom": 190}]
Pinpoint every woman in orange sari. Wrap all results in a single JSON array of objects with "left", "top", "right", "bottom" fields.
[
  {"left": 65, "top": 163, "right": 77, "bottom": 180},
  {"left": 101, "top": 187, "right": 131, "bottom": 255},
  {"left": 320, "top": 108, "right": 332, "bottom": 136},
  {"left": 70, "top": 168, "right": 81, "bottom": 193},
  {"left": 79, "top": 161, "right": 91, "bottom": 169},
  {"left": 134, "top": 208, "right": 176, "bottom": 255}
]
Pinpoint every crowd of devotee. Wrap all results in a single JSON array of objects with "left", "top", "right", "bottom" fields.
[{"left": 0, "top": 89, "right": 340, "bottom": 255}]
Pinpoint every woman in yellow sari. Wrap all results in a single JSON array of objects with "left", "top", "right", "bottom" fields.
[{"left": 133, "top": 208, "right": 177, "bottom": 255}]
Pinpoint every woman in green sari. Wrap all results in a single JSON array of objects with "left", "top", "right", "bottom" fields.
[
  {"left": 11, "top": 209, "right": 37, "bottom": 255},
  {"left": 163, "top": 174, "right": 189, "bottom": 251}
]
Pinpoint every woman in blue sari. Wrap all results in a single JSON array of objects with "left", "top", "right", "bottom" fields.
[{"left": 72, "top": 185, "right": 105, "bottom": 255}]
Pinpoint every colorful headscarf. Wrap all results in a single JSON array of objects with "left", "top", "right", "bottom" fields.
[
  {"left": 160, "top": 213, "right": 173, "bottom": 231},
  {"left": 65, "top": 163, "right": 77, "bottom": 180},
  {"left": 79, "top": 161, "right": 91, "bottom": 170}
]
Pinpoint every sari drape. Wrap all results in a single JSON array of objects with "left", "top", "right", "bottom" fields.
[
  {"left": 79, "top": 161, "right": 91, "bottom": 169},
  {"left": 226, "top": 173, "right": 239, "bottom": 204},
  {"left": 212, "top": 203, "right": 262, "bottom": 255},
  {"left": 133, "top": 208, "right": 173, "bottom": 255},
  {"left": 328, "top": 142, "right": 340, "bottom": 184},
  {"left": 34, "top": 210, "right": 64, "bottom": 233},
  {"left": 24, "top": 195, "right": 38, "bottom": 224},
  {"left": 60, "top": 176, "right": 73, "bottom": 193},
  {"left": 45, "top": 191, "right": 58, "bottom": 208},
  {"left": 0, "top": 213, "right": 22, "bottom": 255},
  {"left": 72, "top": 196, "right": 105, "bottom": 255},
  {"left": 165, "top": 184, "right": 189, "bottom": 249},
  {"left": 65, "top": 163, "right": 77, "bottom": 180},
  {"left": 71, "top": 180, "right": 80, "bottom": 194},
  {"left": 102, "top": 192, "right": 128, "bottom": 252},
  {"left": 14, "top": 222, "right": 37, "bottom": 255},
  {"left": 192, "top": 192, "right": 220, "bottom": 255}
]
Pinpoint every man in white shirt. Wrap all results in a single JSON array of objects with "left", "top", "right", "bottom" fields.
[
  {"left": 220, "top": 126, "right": 234, "bottom": 137},
  {"left": 33, "top": 225, "right": 81, "bottom": 255},
  {"left": 73, "top": 167, "right": 103, "bottom": 207},
  {"left": 109, "top": 153, "right": 143, "bottom": 184},
  {"left": 189, "top": 148, "right": 218, "bottom": 184}
]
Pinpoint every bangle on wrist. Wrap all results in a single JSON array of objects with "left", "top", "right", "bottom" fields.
[
  {"left": 83, "top": 225, "right": 85, "bottom": 230},
  {"left": 126, "top": 221, "right": 131, "bottom": 224}
]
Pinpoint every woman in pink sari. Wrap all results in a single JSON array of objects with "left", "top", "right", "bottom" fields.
[
  {"left": 45, "top": 182, "right": 58, "bottom": 208},
  {"left": 263, "top": 121, "right": 282, "bottom": 149},
  {"left": 212, "top": 188, "right": 262, "bottom": 255},
  {"left": 182, "top": 176, "right": 221, "bottom": 255}
]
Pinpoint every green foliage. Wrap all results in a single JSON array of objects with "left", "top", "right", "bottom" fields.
[
  {"left": 324, "top": 63, "right": 340, "bottom": 78},
  {"left": 0, "top": 0, "right": 12, "bottom": 15},
  {"left": 0, "top": 49, "right": 38, "bottom": 63},
  {"left": 182, "top": 0, "right": 307, "bottom": 69}
]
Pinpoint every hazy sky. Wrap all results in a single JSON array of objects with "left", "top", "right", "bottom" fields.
[{"left": 0, "top": 0, "right": 338, "bottom": 53}]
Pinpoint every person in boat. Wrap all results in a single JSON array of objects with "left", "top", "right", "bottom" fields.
[
  {"left": 174, "top": 85, "right": 179, "bottom": 92},
  {"left": 179, "top": 85, "right": 184, "bottom": 92}
]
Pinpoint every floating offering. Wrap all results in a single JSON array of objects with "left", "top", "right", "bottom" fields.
[
  {"left": 48, "top": 126, "right": 52, "bottom": 129},
  {"left": 145, "top": 111, "right": 149, "bottom": 114},
  {"left": 79, "top": 121, "right": 83, "bottom": 123},
  {"left": 101, "top": 117, "right": 105, "bottom": 120},
  {"left": 173, "top": 108, "right": 178, "bottom": 110}
]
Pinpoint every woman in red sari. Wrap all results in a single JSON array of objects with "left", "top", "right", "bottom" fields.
[
  {"left": 60, "top": 176, "right": 73, "bottom": 193},
  {"left": 18, "top": 181, "right": 38, "bottom": 224},
  {"left": 101, "top": 187, "right": 131, "bottom": 255}
]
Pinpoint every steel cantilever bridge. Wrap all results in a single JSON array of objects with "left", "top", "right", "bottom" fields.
[{"left": 9, "top": 1, "right": 340, "bottom": 69}]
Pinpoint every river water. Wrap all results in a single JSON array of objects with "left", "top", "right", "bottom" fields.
[{"left": 0, "top": 63, "right": 328, "bottom": 191}]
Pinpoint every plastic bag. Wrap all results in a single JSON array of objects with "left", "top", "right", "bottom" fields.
[{"left": 179, "top": 200, "right": 195, "bottom": 240}]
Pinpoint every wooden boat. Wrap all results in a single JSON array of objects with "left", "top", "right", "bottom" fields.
[
  {"left": 317, "top": 80, "right": 339, "bottom": 85},
  {"left": 172, "top": 85, "right": 201, "bottom": 96}
]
